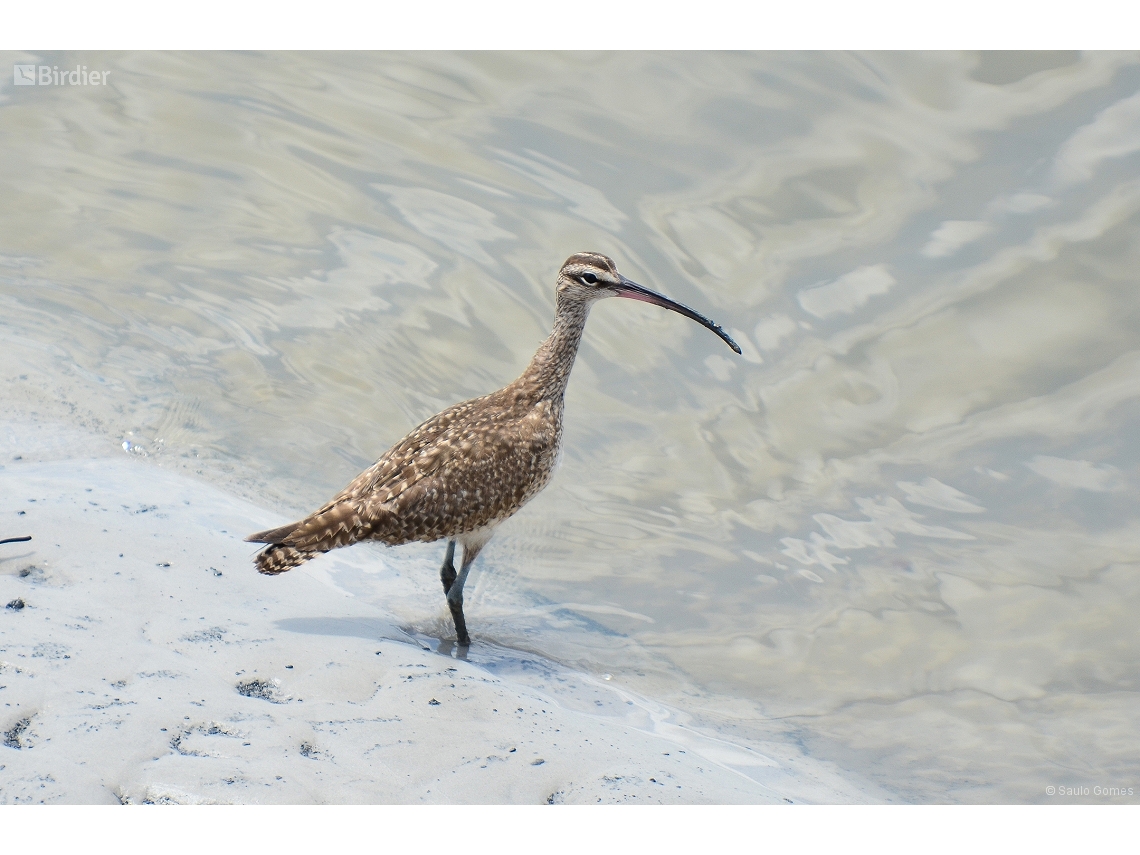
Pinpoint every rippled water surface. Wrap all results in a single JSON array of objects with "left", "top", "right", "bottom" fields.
[{"left": 4, "top": 51, "right": 1140, "bottom": 802}]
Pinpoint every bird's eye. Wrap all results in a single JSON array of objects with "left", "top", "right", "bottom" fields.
[{"left": 581, "top": 273, "right": 598, "bottom": 285}]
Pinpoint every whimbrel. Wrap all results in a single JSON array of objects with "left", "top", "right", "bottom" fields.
[{"left": 247, "top": 252, "right": 740, "bottom": 645}]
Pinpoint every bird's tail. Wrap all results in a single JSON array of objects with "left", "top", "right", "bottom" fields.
[
  {"left": 246, "top": 503, "right": 369, "bottom": 576},
  {"left": 251, "top": 542, "right": 320, "bottom": 575},
  {"left": 246, "top": 518, "right": 325, "bottom": 575}
]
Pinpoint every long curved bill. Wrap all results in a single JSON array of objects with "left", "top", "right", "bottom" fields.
[{"left": 615, "top": 276, "right": 741, "bottom": 354}]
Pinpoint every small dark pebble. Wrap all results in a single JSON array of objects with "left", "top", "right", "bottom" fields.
[
  {"left": 157, "top": 562, "right": 170, "bottom": 568},
  {"left": 6, "top": 599, "right": 26, "bottom": 611},
  {"left": 531, "top": 758, "right": 544, "bottom": 766},
  {"left": 235, "top": 678, "right": 281, "bottom": 702},
  {"left": 3, "top": 716, "right": 31, "bottom": 749},
  {"left": 428, "top": 698, "right": 440, "bottom": 706}
]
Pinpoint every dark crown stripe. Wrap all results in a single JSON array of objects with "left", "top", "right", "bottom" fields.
[{"left": 561, "top": 252, "right": 615, "bottom": 273}]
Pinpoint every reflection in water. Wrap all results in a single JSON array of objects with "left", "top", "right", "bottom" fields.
[{"left": 3, "top": 50, "right": 1140, "bottom": 802}]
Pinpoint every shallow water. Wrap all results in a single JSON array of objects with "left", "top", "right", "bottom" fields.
[{"left": 3, "top": 50, "right": 1139, "bottom": 803}]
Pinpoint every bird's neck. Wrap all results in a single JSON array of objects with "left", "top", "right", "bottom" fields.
[{"left": 519, "top": 295, "right": 592, "bottom": 400}]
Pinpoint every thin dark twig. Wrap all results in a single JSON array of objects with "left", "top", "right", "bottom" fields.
[{"left": 0, "top": 536, "right": 32, "bottom": 545}]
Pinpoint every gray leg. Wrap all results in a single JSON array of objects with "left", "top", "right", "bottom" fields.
[
  {"left": 439, "top": 540, "right": 457, "bottom": 594},
  {"left": 446, "top": 541, "right": 484, "bottom": 647}
]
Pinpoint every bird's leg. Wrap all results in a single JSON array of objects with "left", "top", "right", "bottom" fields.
[
  {"left": 439, "top": 540, "right": 457, "bottom": 595},
  {"left": 446, "top": 541, "right": 484, "bottom": 647}
]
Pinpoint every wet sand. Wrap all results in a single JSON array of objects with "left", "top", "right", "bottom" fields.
[{"left": 1, "top": 419, "right": 881, "bottom": 804}]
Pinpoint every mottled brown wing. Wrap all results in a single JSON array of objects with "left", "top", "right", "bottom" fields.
[
  {"left": 247, "top": 397, "right": 485, "bottom": 554},
  {"left": 356, "top": 393, "right": 563, "bottom": 544},
  {"left": 320, "top": 395, "right": 490, "bottom": 510},
  {"left": 249, "top": 389, "right": 561, "bottom": 562}
]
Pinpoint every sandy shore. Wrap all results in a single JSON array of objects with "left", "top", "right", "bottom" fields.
[{"left": 1, "top": 419, "right": 881, "bottom": 804}]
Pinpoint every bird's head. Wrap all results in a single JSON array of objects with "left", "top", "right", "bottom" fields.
[{"left": 556, "top": 252, "right": 741, "bottom": 354}]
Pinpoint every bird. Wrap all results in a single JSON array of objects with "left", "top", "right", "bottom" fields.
[{"left": 247, "top": 252, "right": 740, "bottom": 646}]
